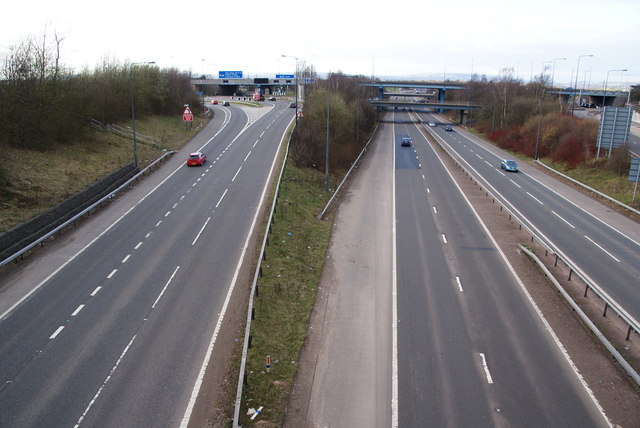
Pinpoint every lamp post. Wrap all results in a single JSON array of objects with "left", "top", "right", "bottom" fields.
[
  {"left": 603, "top": 68, "right": 627, "bottom": 107},
  {"left": 572, "top": 54, "right": 593, "bottom": 113},
  {"left": 281, "top": 54, "right": 299, "bottom": 122},
  {"left": 129, "top": 61, "right": 155, "bottom": 167},
  {"left": 550, "top": 57, "right": 566, "bottom": 89},
  {"left": 597, "top": 68, "right": 628, "bottom": 158}
]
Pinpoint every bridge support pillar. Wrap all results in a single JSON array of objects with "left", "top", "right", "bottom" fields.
[
  {"left": 438, "top": 88, "right": 447, "bottom": 113},
  {"left": 460, "top": 109, "right": 468, "bottom": 125}
]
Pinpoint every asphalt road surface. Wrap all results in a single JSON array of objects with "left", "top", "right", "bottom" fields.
[
  {"left": 414, "top": 109, "right": 640, "bottom": 326},
  {"left": 0, "top": 101, "right": 294, "bottom": 427},
  {"left": 288, "top": 109, "right": 611, "bottom": 427}
]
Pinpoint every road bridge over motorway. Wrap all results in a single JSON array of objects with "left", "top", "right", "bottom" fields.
[
  {"left": 547, "top": 88, "right": 628, "bottom": 107},
  {"left": 366, "top": 82, "right": 476, "bottom": 122},
  {"left": 365, "top": 82, "right": 467, "bottom": 104},
  {"left": 371, "top": 99, "right": 481, "bottom": 124},
  {"left": 191, "top": 77, "right": 300, "bottom": 96}
]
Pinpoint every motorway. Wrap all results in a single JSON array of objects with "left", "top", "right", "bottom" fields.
[
  {"left": 289, "top": 109, "right": 611, "bottom": 427},
  {"left": 0, "top": 101, "right": 294, "bottom": 426},
  {"left": 414, "top": 110, "right": 640, "bottom": 325}
]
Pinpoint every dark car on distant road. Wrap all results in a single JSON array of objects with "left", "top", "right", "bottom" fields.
[
  {"left": 400, "top": 136, "right": 412, "bottom": 147},
  {"left": 444, "top": 125, "right": 453, "bottom": 132}
]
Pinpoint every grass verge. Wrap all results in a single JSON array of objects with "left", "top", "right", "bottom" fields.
[
  {"left": 0, "top": 114, "right": 207, "bottom": 233},
  {"left": 539, "top": 157, "right": 639, "bottom": 208},
  {"left": 239, "top": 160, "right": 334, "bottom": 427}
]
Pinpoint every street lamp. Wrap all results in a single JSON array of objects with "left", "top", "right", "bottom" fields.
[
  {"left": 597, "top": 68, "right": 628, "bottom": 158},
  {"left": 572, "top": 54, "right": 593, "bottom": 113},
  {"left": 604, "top": 68, "right": 628, "bottom": 107},
  {"left": 281, "top": 54, "right": 299, "bottom": 122},
  {"left": 129, "top": 61, "right": 156, "bottom": 167},
  {"left": 550, "top": 57, "right": 566, "bottom": 89}
]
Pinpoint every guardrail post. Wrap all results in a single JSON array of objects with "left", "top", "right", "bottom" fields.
[
  {"left": 603, "top": 302, "right": 609, "bottom": 317},
  {"left": 555, "top": 255, "right": 559, "bottom": 266},
  {"left": 569, "top": 269, "right": 573, "bottom": 281},
  {"left": 627, "top": 326, "right": 633, "bottom": 341},
  {"left": 584, "top": 284, "right": 589, "bottom": 297},
  {"left": 248, "top": 335, "right": 252, "bottom": 348}
]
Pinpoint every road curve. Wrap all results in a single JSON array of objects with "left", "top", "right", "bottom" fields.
[{"left": 0, "top": 101, "right": 294, "bottom": 427}]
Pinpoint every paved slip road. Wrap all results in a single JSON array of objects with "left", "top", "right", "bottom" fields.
[
  {"left": 0, "top": 101, "right": 294, "bottom": 427},
  {"left": 288, "top": 110, "right": 610, "bottom": 427}
]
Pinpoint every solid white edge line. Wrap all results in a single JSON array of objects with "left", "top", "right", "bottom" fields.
[
  {"left": 421, "top": 126, "right": 612, "bottom": 426},
  {"left": 181, "top": 108, "right": 291, "bottom": 428},
  {"left": 391, "top": 114, "right": 399, "bottom": 428},
  {"left": 0, "top": 104, "right": 234, "bottom": 323},
  {"left": 426, "top": 123, "right": 638, "bottom": 328}
]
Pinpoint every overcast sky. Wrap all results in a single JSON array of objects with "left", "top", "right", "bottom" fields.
[{"left": 2, "top": 0, "right": 638, "bottom": 89}]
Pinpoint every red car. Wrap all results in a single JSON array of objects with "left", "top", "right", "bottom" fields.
[{"left": 186, "top": 152, "right": 206, "bottom": 166}]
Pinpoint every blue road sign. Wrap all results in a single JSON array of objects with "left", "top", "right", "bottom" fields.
[
  {"left": 219, "top": 71, "right": 243, "bottom": 79},
  {"left": 276, "top": 74, "right": 295, "bottom": 79}
]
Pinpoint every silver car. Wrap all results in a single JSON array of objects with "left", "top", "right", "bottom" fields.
[{"left": 500, "top": 159, "right": 519, "bottom": 172}]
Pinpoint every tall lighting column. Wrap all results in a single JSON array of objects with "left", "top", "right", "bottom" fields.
[
  {"left": 597, "top": 68, "right": 628, "bottom": 158},
  {"left": 129, "top": 61, "right": 156, "bottom": 167},
  {"left": 281, "top": 54, "right": 299, "bottom": 122},
  {"left": 550, "top": 57, "right": 566, "bottom": 89},
  {"left": 572, "top": 54, "right": 593, "bottom": 113}
]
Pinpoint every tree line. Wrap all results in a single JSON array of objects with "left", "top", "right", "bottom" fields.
[
  {"left": 448, "top": 67, "right": 632, "bottom": 171},
  {"left": 290, "top": 71, "right": 378, "bottom": 174},
  {"left": 0, "top": 33, "right": 200, "bottom": 152}
]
